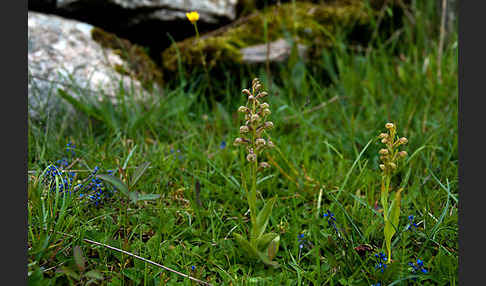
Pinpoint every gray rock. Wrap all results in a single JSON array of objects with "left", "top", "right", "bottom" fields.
[
  {"left": 241, "top": 39, "right": 308, "bottom": 64},
  {"left": 56, "top": 0, "right": 238, "bottom": 24},
  {"left": 28, "top": 11, "right": 153, "bottom": 118}
]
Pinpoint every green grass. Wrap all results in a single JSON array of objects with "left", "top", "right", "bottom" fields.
[{"left": 28, "top": 1, "right": 457, "bottom": 285}]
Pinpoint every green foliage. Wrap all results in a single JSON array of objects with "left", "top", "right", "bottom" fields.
[
  {"left": 28, "top": 1, "right": 457, "bottom": 284},
  {"left": 96, "top": 162, "right": 161, "bottom": 204},
  {"left": 254, "top": 196, "right": 277, "bottom": 241},
  {"left": 384, "top": 187, "right": 402, "bottom": 262},
  {"left": 55, "top": 246, "right": 105, "bottom": 285}
]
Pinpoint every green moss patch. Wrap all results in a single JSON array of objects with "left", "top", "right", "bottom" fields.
[{"left": 91, "top": 27, "right": 164, "bottom": 91}]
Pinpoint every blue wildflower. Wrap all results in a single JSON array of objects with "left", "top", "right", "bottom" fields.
[
  {"left": 43, "top": 144, "right": 117, "bottom": 206},
  {"left": 323, "top": 211, "right": 334, "bottom": 226},
  {"left": 375, "top": 262, "right": 387, "bottom": 273},
  {"left": 170, "top": 149, "right": 184, "bottom": 161},
  {"left": 42, "top": 164, "right": 75, "bottom": 194},
  {"left": 374, "top": 252, "right": 388, "bottom": 273},
  {"left": 407, "top": 215, "right": 419, "bottom": 230},
  {"left": 323, "top": 210, "right": 340, "bottom": 236},
  {"left": 56, "top": 158, "right": 69, "bottom": 168},
  {"left": 298, "top": 233, "right": 305, "bottom": 249},
  {"left": 76, "top": 166, "right": 116, "bottom": 206},
  {"left": 375, "top": 252, "right": 387, "bottom": 262},
  {"left": 191, "top": 265, "right": 196, "bottom": 271},
  {"left": 220, "top": 141, "right": 227, "bottom": 149},
  {"left": 323, "top": 210, "right": 336, "bottom": 225},
  {"left": 66, "top": 142, "right": 76, "bottom": 156},
  {"left": 409, "top": 259, "right": 428, "bottom": 275}
]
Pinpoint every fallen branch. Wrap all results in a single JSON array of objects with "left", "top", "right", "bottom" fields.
[{"left": 51, "top": 230, "right": 214, "bottom": 286}]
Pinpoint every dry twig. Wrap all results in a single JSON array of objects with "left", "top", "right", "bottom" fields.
[
  {"left": 51, "top": 230, "right": 214, "bottom": 286},
  {"left": 437, "top": 0, "right": 448, "bottom": 83}
]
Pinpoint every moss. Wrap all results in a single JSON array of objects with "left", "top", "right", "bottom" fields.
[
  {"left": 235, "top": 0, "right": 258, "bottom": 17},
  {"left": 91, "top": 27, "right": 164, "bottom": 91},
  {"left": 161, "top": 1, "right": 371, "bottom": 76},
  {"left": 114, "top": 64, "right": 130, "bottom": 76}
]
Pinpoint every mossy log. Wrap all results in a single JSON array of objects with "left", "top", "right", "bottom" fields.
[{"left": 161, "top": 0, "right": 390, "bottom": 77}]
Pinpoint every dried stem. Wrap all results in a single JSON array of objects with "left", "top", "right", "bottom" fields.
[
  {"left": 437, "top": 0, "right": 448, "bottom": 83},
  {"left": 50, "top": 229, "right": 214, "bottom": 286}
]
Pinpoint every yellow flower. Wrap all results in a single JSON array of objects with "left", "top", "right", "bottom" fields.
[{"left": 186, "top": 11, "right": 199, "bottom": 24}]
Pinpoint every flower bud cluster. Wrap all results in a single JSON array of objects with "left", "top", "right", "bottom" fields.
[
  {"left": 378, "top": 122, "right": 408, "bottom": 173},
  {"left": 234, "top": 78, "right": 274, "bottom": 170}
]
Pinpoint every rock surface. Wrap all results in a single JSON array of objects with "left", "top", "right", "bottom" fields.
[
  {"left": 56, "top": 0, "right": 238, "bottom": 24},
  {"left": 28, "top": 11, "right": 155, "bottom": 118},
  {"left": 240, "top": 39, "right": 309, "bottom": 64},
  {"left": 29, "top": 0, "right": 240, "bottom": 62}
]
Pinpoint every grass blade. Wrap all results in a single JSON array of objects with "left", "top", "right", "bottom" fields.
[
  {"left": 73, "top": 246, "right": 86, "bottom": 272},
  {"left": 57, "top": 89, "right": 103, "bottom": 121},
  {"left": 335, "top": 139, "right": 373, "bottom": 201},
  {"left": 131, "top": 162, "right": 151, "bottom": 188},
  {"left": 95, "top": 174, "right": 135, "bottom": 203},
  {"left": 136, "top": 193, "right": 161, "bottom": 201},
  {"left": 254, "top": 196, "right": 277, "bottom": 240},
  {"left": 123, "top": 145, "right": 138, "bottom": 170},
  {"left": 384, "top": 188, "right": 402, "bottom": 261},
  {"left": 257, "top": 232, "right": 279, "bottom": 251},
  {"left": 266, "top": 235, "right": 280, "bottom": 262}
]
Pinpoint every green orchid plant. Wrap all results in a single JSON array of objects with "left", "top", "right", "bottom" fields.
[
  {"left": 378, "top": 122, "right": 408, "bottom": 262},
  {"left": 233, "top": 78, "right": 280, "bottom": 268}
]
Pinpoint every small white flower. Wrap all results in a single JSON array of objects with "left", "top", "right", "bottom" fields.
[
  {"left": 247, "top": 153, "right": 257, "bottom": 162},
  {"left": 379, "top": 149, "right": 389, "bottom": 155},
  {"left": 238, "top": 106, "right": 248, "bottom": 113},
  {"left": 264, "top": 121, "right": 274, "bottom": 129},
  {"left": 257, "top": 91, "right": 268, "bottom": 98},
  {"left": 251, "top": 114, "right": 260, "bottom": 122},
  {"left": 240, "top": 126, "right": 249, "bottom": 133},
  {"left": 255, "top": 138, "right": 266, "bottom": 146},
  {"left": 233, "top": 138, "right": 243, "bottom": 146},
  {"left": 259, "top": 162, "right": 270, "bottom": 169}
]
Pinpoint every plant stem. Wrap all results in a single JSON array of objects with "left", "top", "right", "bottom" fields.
[
  {"left": 193, "top": 23, "right": 214, "bottom": 98},
  {"left": 380, "top": 172, "right": 390, "bottom": 260},
  {"left": 249, "top": 86, "right": 259, "bottom": 243},
  {"left": 249, "top": 160, "right": 258, "bottom": 243}
]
